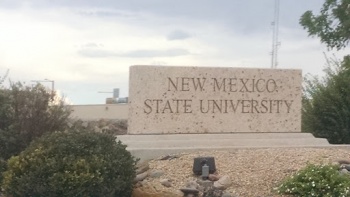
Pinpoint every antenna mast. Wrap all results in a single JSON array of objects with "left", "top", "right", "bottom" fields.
[{"left": 271, "top": 0, "right": 280, "bottom": 68}]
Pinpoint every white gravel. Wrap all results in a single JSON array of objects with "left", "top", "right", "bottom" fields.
[{"left": 145, "top": 147, "right": 350, "bottom": 196}]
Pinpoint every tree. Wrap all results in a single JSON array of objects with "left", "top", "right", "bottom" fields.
[
  {"left": 302, "top": 56, "right": 350, "bottom": 143},
  {"left": 0, "top": 69, "right": 9, "bottom": 86},
  {"left": 300, "top": 0, "right": 350, "bottom": 50},
  {"left": 0, "top": 82, "right": 72, "bottom": 160}
]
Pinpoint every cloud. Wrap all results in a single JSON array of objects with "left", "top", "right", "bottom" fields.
[
  {"left": 167, "top": 30, "right": 191, "bottom": 41},
  {"left": 78, "top": 49, "right": 115, "bottom": 58},
  {"left": 123, "top": 48, "right": 190, "bottom": 58},
  {"left": 0, "top": 0, "right": 333, "bottom": 105},
  {"left": 78, "top": 48, "right": 190, "bottom": 58},
  {"left": 1, "top": 1, "right": 325, "bottom": 37},
  {"left": 82, "top": 42, "right": 100, "bottom": 48},
  {"left": 76, "top": 9, "right": 137, "bottom": 19}
]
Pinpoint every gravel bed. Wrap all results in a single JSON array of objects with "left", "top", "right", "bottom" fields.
[{"left": 146, "top": 147, "right": 350, "bottom": 196}]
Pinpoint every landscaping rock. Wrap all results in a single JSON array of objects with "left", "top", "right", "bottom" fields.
[
  {"left": 149, "top": 169, "right": 164, "bottom": 178},
  {"left": 186, "top": 180, "right": 200, "bottom": 189},
  {"left": 135, "top": 171, "right": 148, "bottom": 182},
  {"left": 340, "top": 168, "right": 350, "bottom": 175},
  {"left": 160, "top": 179, "right": 172, "bottom": 187},
  {"left": 136, "top": 160, "right": 150, "bottom": 174},
  {"left": 203, "top": 187, "right": 223, "bottom": 197},
  {"left": 222, "top": 192, "right": 233, "bottom": 197},
  {"left": 180, "top": 188, "right": 200, "bottom": 197},
  {"left": 160, "top": 155, "right": 179, "bottom": 160},
  {"left": 344, "top": 165, "right": 350, "bottom": 171},
  {"left": 144, "top": 148, "right": 350, "bottom": 196},
  {"left": 338, "top": 159, "right": 350, "bottom": 165},
  {"left": 132, "top": 183, "right": 181, "bottom": 197},
  {"left": 208, "top": 174, "right": 220, "bottom": 181},
  {"left": 197, "top": 179, "right": 213, "bottom": 188},
  {"left": 213, "top": 175, "right": 231, "bottom": 190}
]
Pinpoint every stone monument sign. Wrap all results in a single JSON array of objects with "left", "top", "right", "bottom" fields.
[{"left": 128, "top": 66, "right": 302, "bottom": 134}]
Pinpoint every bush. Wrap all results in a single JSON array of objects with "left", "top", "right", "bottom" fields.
[
  {"left": 68, "top": 119, "right": 128, "bottom": 135},
  {"left": 302, "top": 55, "right": 350, "bottom": 143},
  {"left": 0, "top": 82, "right": 71, "bottom": 160},
  {"left": 277, "top": 164, "right": 350, "bottom": 196},
  {"left": 0, "top": 157, "right": 6, "bottom": 187},
  {"left": 1, "top": 131, "right": 137, "bottom": 197}
]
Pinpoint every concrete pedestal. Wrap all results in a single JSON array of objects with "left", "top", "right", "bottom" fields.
[{"left": 117, "top": 133, "right": 331, "bottom": 161}]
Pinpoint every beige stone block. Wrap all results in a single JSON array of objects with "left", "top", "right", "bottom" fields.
[{"left": 128, "top": 66, "right": 302, "bottom": 134}]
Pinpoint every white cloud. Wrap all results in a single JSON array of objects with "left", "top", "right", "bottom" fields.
[
  {"left": 78, "top": 48, "right": 190, "bottom": 58},
  {"left": 0, "top": 0, "right": 349, "bottom": 104},
  {"left": 167, "top": 30, "right": 191, "bottom": 40}
]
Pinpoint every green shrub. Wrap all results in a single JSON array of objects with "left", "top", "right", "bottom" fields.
[
  {"left": 277, "top": 164, "right": 350, "bottom": 197},
  {"left": 0, "top": 157, "right": 6, "bottom": 187},
  {"left": 302, "top": 55, "right": 350, "bottom": 143},
  {"left": 1, "top": 131, "right": 137, "bottom": 197},
  {"left": 0, "top": 82, "right": 71, "bottom": 160}
]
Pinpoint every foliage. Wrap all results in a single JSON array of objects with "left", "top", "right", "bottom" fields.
[
  {"left": 302, "top": 55, "right": 350, "bottom": 143},
  {"left": 0, "top": 69, "right": 9, "bottom": 86},
  {"left": 300, "top": 0, "right": 350, "bottom": 50},
  {"left": 1, "top": 131, "right": 137, "bottom": 197},
  {"left": 0, "top": 82, "right": 71, "bottom": 160},
  {"left": 0, "top": 158, "right": 6, "bottom": 189},
  {"left": 277, "top": 163, "right": 350, "bottom": 196},
  {"left": 70, "top": 119, "right": 128, "bottom": 135}
]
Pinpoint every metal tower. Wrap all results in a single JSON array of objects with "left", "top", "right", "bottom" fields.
[{"left": 271, "top": 0, "right": 280, "bottom": 68}]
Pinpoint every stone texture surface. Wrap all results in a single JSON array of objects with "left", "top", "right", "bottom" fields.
[{"left": 128, "top": 66, "right": 302, "bottom": 134}]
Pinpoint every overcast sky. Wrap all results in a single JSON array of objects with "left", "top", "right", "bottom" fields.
[{"left": 1, "top": 0, "right": 349, "bottom": 104}]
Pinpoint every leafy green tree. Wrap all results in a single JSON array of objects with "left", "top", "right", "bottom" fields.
[
  {"left": 300, "top": 0, "right": 350, "bottom": 50},
  {"left": 302, "top": 56, "right": 350, "bottom": 143},
  {"left": 0, "top": 82, "right": 72, "bottom": 160},
  {"left": 300, "top": 0, "right": 350, "bottom": 143}
]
